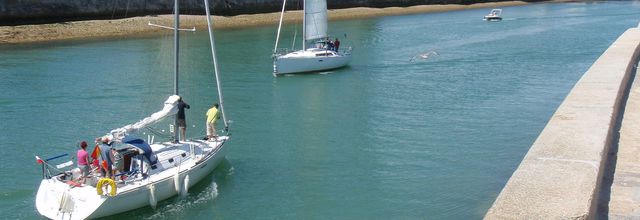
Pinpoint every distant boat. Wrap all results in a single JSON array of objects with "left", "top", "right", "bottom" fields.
[
  {"left": 34, "top": 0, "right": 231, "bottom": 219},
  {"left": 484, "top": 9, "right": 502, "bottom": 21},
  {"left": 272, "top": 0, "right": 352, "bottom": 75}
]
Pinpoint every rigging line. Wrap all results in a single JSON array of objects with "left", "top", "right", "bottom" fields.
[
  {"left": 292, "top": 0, "right": 300, "bottom": 50},
  {"left": 111, "top": 0, "right": 118, "bottom": 19},
  {"left": 291, "top": 27, "right": 297, "bottom": 50},
  {"left": 148, "top": 22, "right": 196, "bottom": 31},
  {"left": 124, "top": 0, "right": 130, "bottom": 18},
  {"left": 144, "top": 127, "right": 172, "bottom": 139},
  {"left": 42, "top": 160, "right": 71, "bottom": 175}
]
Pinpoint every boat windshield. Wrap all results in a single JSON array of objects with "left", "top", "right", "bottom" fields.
[{"left": 123, "top": 138, "right": 158, "bottom": 165}]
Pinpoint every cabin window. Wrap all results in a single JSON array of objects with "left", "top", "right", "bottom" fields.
[
  {"left": 168, "top": 158, "right": 174, "bottom": 163},
  {"left": 316, "top": 53, "right": 332, "bottom": 57},
  {"left": 181, "top": 153, "right": 186, "bottom": 157}
]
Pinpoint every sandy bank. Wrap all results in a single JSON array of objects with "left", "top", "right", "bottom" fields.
[{"left": 0, "top": 1, "right": 535, "bottom": 44}]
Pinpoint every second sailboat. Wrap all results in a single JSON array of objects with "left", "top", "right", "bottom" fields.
[{"left": 272, "top": 0, "right": 352, "bottom": 75}]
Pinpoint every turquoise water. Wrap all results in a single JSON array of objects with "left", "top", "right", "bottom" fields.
[{"left": 2, "top": 1, "right": 640, "bottom": 219}]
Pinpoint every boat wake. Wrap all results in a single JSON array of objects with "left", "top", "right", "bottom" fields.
[
  {"left": 142, "top": 181, "right": 219, "bottom": 219},
  {"left": 410, "top": 50, "right": 439, "bottom": 62}
]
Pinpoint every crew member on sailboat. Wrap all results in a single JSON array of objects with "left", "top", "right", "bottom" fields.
[
  {"left": 176, "top": 97, "right": 190, "bottom": 142},
  {"left": 76, "top": 141, "right": 90, "bottom": 184},
  {"left": 97, "top": 137, "right": 113, "bottom": 179},
  {"left": 206, "top": 103, "right": 220, "bottom": 141}
]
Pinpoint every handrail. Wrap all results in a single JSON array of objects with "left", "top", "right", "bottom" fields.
[
  {"left": 46, "top": 153, "right": 69, "bottom": 162},
  {"left": 273, "top": 48, "right": 290, "bottom": 57}
]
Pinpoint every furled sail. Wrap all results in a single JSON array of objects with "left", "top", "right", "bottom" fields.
[
  {"left": 110, "top": 95, "right": 181, "bottom": 141},
  {"left": 304, "top": 0, "right": 327, "bottom": 41}
]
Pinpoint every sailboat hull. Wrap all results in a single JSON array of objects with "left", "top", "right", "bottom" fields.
[
  {"left": 274, "top": 49, "right": 352, "bottom": 75},
  {"left": 35, "top": 138, "right": 229, "bottom": 220}
]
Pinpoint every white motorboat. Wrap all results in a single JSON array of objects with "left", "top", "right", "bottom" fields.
[
  {"left": 34, "top": 0, "right": 231, "bottom": 219},
  {"left": 272, "top": 0, "right": 352, "bottom": 75},
  {"left": 484, "top": 9, "right": 502, "bottom": 21}
]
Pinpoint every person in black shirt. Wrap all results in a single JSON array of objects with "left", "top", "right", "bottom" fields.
[{"left": 176, "top": 97, "right": 190, "bottom": 142}]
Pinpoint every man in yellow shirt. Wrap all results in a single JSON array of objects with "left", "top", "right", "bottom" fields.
[{"left": 206, "top": 103, "right": 220, "bottom": 141}]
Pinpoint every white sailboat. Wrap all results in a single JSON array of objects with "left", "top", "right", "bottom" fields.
[
  {"left": 34, "top": 0, "right": 230, "bottom": 219},
  {"left": 272, "top": 0, "right": 352, "bottom": 75}
]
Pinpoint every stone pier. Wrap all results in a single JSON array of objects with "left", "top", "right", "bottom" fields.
[
  {"left": 485, "top": 28, "right": 640, "bottom": 219},
  {"left": 608, "top": 41, "right": 640, "bottom": 219}
]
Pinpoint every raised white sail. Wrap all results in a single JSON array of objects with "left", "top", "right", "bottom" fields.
[{"left": 304, "top": 0, "right": 327, "bottom": 41}]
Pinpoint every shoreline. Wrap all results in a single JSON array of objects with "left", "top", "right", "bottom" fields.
[{"left": 0, "top": 1, "right": 557, "bottom": 44}]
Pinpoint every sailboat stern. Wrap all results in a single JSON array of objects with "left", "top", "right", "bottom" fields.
[{"left": 36, "top": 178, "right": 106, "bottom": 220}]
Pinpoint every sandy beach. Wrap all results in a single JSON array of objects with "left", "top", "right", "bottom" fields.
[{"left": 0, "top": 1, "right": 535, "bottom": 44}]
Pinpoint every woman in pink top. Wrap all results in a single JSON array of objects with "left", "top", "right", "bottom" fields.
[{"left": 77, "top": 141, "right": 90, "bottom": 183}]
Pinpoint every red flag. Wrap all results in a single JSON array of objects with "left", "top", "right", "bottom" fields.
[
  {"left": 35, "top": 156, "right": 43, "bottom": 164},
  {"left": 91, "top": 144, "right": 100, "bottom": 160}
]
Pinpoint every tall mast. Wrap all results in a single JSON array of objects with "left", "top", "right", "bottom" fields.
[
  {"left": 174, "top": 0, "right": 179, "bottom": 95},
  {"left": 273, "top": 0, "right": 287, "bottom": 53},
  {"left": 173, "top": 0, "right": 180, "bottom": 142},
  {"left": 203, "top": 0, "right": 229, "bottom": 131},
  {"left": 302, "top": 0, "right": 306, "bottom": 50}
]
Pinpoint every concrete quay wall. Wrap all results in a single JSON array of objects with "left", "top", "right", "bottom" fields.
[
  {"left": 608, "top": 44, "right": 640, "bottom": 219},
  {"left": 485, "top": 28, "right": 640, "bottom": 219}
]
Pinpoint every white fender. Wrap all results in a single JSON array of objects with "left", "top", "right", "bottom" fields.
[
  {"left": 148, "top": 184, "right": 157, "bottom": 209},
  {"left": 181, "top": 175, "right": 190, "bottom": 197},
  {"left": 174, "top": 172, "right": 181, "bottom": 193}
]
